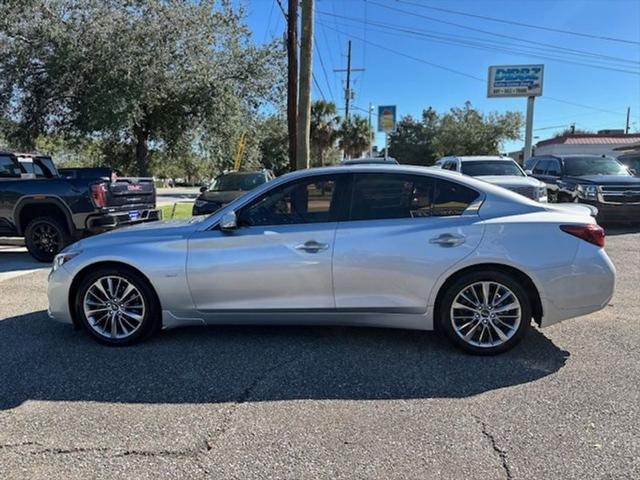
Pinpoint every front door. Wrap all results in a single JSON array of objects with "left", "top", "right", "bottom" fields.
[
  {"left": 333, "top": 172, "right": 485, "bottom": 312},
  {"left": 186, "top": 173, "right": 350, "bottom": 311}
]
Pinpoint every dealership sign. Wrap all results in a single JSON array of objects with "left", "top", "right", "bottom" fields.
[
  {"left": 377, "top": 105, "right": 397, "bottom": 133},
  {"left": 487, "top": 65, "right": 544, "bottom": 98}
]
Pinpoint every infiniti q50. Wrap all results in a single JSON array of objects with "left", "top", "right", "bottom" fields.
[{"left": 48, "top": 165, "right": 615, "bottom": 354}]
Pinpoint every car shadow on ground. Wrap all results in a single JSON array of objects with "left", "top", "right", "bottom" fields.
[
  {"left": 0, "top": 247, "right": 46, "bottom": 274},
  {"left": 0, "top": 310, "right": 569, "bottom": 410}
]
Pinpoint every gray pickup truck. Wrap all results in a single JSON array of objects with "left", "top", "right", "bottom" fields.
[{"left": 0, "top": 152, "right": 160, "bottom": 261}]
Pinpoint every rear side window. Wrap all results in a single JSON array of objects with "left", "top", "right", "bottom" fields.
[
  {"left": 0, "top": 156, "right": 20, "bottom": 177},
  {"left": 349, "top": 173, "right": 479, "bottom": 221}
]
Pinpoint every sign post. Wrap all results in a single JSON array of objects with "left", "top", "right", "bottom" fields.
[
  {"left": 377, "top": 105, "right": 397, "bottom": 160},
  {"left": 487, "top": 65, "right": 544, "bottom": 161}
]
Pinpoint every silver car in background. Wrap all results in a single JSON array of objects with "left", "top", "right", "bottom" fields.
[
  {"left": 436, "top": 155, "right": 548, "bottom": 202},
  {"left": 48, "top": 165, "right": 615, "bottom": 354}
]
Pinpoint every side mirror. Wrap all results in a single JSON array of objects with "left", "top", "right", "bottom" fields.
[
  {"left": 199, "top": 186, "right": 207, "bottom": 193},
  {"left": 524, "top": 169, "right": 533, "bottom": 175},
  {"left": 220, "top": 211, "right": 237, "bottom": 231},
  {"left": 629, "top": 168, "right": 637, "bottom": 175}
]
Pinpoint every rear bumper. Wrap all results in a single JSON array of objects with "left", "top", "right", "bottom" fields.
[
  {"left": 579, "top": 199, "right": 640, "bottom": 224},
  {"left": 535, "top": 243, "right": 615, "bottom": 328},
  {"left": 86, "top": 208, "right": 162, "bottom": 233}
]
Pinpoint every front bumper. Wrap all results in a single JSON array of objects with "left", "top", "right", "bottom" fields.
[
  {"left": 578, "top": 199, "right": 640, "bottom": 224},
  {"left": 86, "top": 208, "right": 162, "bottom": 233},
  {"left": 47, "top": 265, "right": 75, "bottom": 325}
]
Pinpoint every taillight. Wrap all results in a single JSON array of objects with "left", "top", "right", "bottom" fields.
[
  {"left": 560, "top": 224, "right": 605, "bottom": 247},
  {"left": 91, "top": 183, "right": 108, "bottom": 208}
]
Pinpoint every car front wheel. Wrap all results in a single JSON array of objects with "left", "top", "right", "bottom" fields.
[
  {"left": 75, "top": 266, "right": 160, "bottom": 345},
  {"left": 439, "top": 270, "right": 531, "bottom": 355}
]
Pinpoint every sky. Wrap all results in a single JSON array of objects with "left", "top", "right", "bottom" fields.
[{"left": 242, "top": 0, "right": 640, "bottom": 153}]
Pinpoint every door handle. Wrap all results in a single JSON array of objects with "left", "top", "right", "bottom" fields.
[
  {"left": 295, "top": 240, "right": 329, "bottom": 253},
  {"left": 429, "top": 233, "right": 465, "bottom": 247}
]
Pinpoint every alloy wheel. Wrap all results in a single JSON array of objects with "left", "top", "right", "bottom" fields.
[
  {"left": 83, "top": 276, "right": 146, "bottom": 340},
  {"left": 32, "top": 223, "right": 61, "bottom": 255},
  {"left": 450, "top": 281, "right": 522, "bottom": 349}
]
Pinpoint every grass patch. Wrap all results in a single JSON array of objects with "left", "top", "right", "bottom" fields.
[{"left": 160, "top": 202, "right": 194, "bottom": 219}]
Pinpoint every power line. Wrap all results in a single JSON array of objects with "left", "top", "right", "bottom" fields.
[
  {"left": 321, "top": 22, "right": 486, "bottom": 82},
  {"left": 320, "top": 22, "right": 631, "bottom": 118},
  {"left": 366, "top": 1, "right": 640, "bottom": 70},
  {"left": 319, "top": 14, "right": 640, "bottom": 76},
  {"left": 314, "top": 34, "right": 336, "bottom": 102},
  {"left": 318, "top": 10, "right": 640, "bottom": 69},
  {"left": 396, "top": 0, "right": 640, "bottom": 46}
]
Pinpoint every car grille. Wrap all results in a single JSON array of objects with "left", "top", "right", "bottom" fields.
[
  {"left": 508, "top": 186, "right": 537, "bottom": 200},
  {"left": 600, "top": 185, "right": 640, "bottom": 204}
]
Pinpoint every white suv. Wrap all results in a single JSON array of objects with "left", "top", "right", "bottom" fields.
[{"left": 436, "top": 156, "right": 547, "bottom": 202}]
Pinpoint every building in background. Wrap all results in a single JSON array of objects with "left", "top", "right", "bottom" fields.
[{"left": 534, "top": 130, "right": 640, "bottom": 157}]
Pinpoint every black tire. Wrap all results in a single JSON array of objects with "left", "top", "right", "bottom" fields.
[
  {"left": 24, "top": 216, "right": 71, "bottom": 262},
  {"left": 74, "top": 266, "right": 161, "bottom": 346},
  {"left": 438, "top": 270, "right": 531, "bottom": 355}
]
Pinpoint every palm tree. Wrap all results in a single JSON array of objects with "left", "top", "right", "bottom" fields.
[
  {"left": 339, "top": 115, "right": 372, "bottom": 159},
  {"left": 310, "top": 100, "right": 340, "bottom": 166}
]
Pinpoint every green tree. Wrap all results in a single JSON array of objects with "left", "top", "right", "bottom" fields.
[
  {"left": 0, "top": 0, "right": 283, "bottom": 176},
  {"left": 310, "top": 100, "right": 340, "bottom": 167},
  {"left": 553, "top": 127, "right": 594, "bottom": 137},
  {"left": 339, "top": 115, "right": 371, "bottom": 159},
  {"left": 257, "top": 114, "right": 289, "bottom": 176},
  {"left": 388, "top": 108, "right": 439, "bottom": 165},
  {"left": 434, "top": 101, "right": 523, "bottom": 157}
]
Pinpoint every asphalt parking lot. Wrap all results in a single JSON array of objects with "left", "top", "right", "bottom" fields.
[{"left": 0, "top": 228, "right": 639, "bottom": 479}]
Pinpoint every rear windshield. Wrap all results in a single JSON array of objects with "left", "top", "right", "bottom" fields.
[
  {"left": 564, "top": 157, "right": 630, "bottom": 176},
  {"left": 460, "top": 160, "right": 525, "bottom": 177},
  {"left": 210, "top": 173, "right": 266, "bottom": 191}
]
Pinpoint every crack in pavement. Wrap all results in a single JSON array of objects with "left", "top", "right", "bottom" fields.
[{"left": 475, "top": 416, "right": 513, "bottom": 480}]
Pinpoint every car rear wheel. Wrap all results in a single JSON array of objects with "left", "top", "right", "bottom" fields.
[
  {"left": 24, "top": 216, "right": 70, "bottom": 262},
  {"left": 75, "top": 266, "right": 160, "bottom": 345},
  {"left": 439, "top": 270, "right": 531, "bottom": 355}
]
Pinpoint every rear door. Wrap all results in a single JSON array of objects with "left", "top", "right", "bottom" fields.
[{"left": 332, "top": 172, "right": 485, "bottom": 312}]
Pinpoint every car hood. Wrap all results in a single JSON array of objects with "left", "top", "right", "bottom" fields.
[
  {"left": 565, "top": 175, "right": 640, "bottom": 185},
  {"left": 67, "top": 218, "right": 204, "bottom": 251},
  {"left": 475, "top": 175, "right": 544, "bottom": 188},
  {"left": 198, "top": 190, "right": 247, "bottom": 204}
]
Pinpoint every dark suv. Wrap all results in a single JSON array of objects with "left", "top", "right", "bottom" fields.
[{"left": 524, "top": 154, "right": 640, "bottom": 223}]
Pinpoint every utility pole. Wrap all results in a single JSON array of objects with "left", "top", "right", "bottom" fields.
[
  {"left": 334, "top": 40, "right": 364, "bottom": 122},
  {"left": 296, "top": 0, "right": 313, "bottom": 170},
  {"left": 523, "top": 95, "right": 536, "bottom": 161},
  {"left": 368, "top": 103, "right": 374, "bottom": 157},
  {"left": 286, "top": 0, "right": 298, "bottom": 172},
  {"left": 626, "top": 107, "right": 631, "bottom": 134}
]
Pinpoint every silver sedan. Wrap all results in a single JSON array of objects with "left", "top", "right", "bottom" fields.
[{"left": 48, "top": 165, "right": 615, "bottom": 354}]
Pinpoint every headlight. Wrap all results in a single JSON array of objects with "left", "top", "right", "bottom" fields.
[
  {"left": 576, "top": 184, "right": 598, "bottom": 200},
  {"left": 536, "top": 186, "right": 547, "bottom": 201},
  {"left": 52, "top": 251, "right": 81, "bottom": 272}
]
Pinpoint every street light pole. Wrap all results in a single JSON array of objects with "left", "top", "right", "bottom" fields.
[{"left": 523, "top": 96, "right": 535, "bottom": 161}]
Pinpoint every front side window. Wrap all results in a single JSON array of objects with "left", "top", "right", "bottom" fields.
[
  {"left": 533, "top": 159, "right": 549, "bottom": 175},
  {"left": 239, "top": 175, "right": 345, "bottom": 226},
  {"left": 0, "top": 156, "right": 20, "bottom": 177},
  {"left": 545, "top": 159, "right": 561, "bottom": 176},
  {"left": 523, "top": 158, "right": 537, "bottom": 170},
  {"left": 460, "top": 160, "right": 525, "bottom": 177},
  {"left": 349, "top": 173, "right": 479, "bottom": 221}
]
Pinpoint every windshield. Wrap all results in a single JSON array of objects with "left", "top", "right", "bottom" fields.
[
  {"left": 460, "top": 160, "right": 525, "bottom": 177},
  {"left": 564, "top": 157, "right": 630, "bottom": 176},
  {"left": 209, "top": 173, "right": 266, "bottom": 192}
]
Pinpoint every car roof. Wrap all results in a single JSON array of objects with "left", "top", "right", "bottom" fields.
[
  {"left": 341, "top": 158, "right": 399, "bottom": 165},
  {"left": 452, "top": 156, "right": 515, "bottom": 162},
  {"left": 220, "top": 171, "right": 268, "bottom": 176}
]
